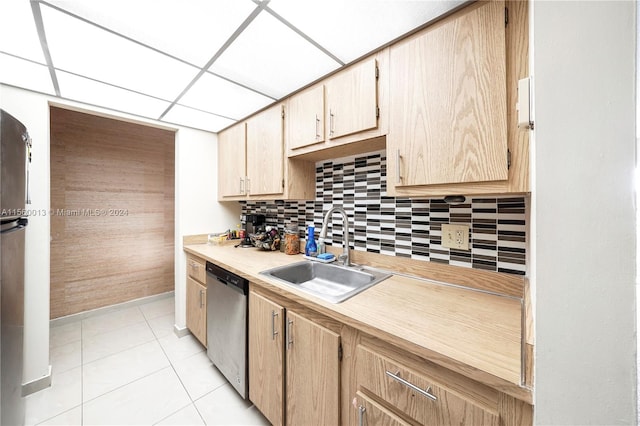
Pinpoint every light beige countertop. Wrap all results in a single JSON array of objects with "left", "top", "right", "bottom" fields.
[{"left": 184, "top": 242, "right": 530, "bottom": 402}]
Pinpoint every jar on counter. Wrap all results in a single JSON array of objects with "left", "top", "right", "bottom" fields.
[{"left": 284, "top": 225, "right": 300, "bottom": 255}]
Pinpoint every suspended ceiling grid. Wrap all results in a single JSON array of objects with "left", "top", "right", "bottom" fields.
[{"left": 0, "top": 0, "right": 465, "bottom": 133}]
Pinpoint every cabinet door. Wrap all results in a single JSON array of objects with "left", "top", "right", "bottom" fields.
[
  {"left": 388, "top": 0, "right": 507, "bottom": 187},
  {"left": 326, "top": 57, "right": 378, "bottom": 140},
  {"left": 246, "top": 105, "right": 284, "bottom": 196},
  {"left": 186, "top": 277, "right": 206, "bottom": 346},
  {"left": 248, "top": 291, "right": 285, "bottom": 426},
  {"left": 218, "top": 122, "right": 246, "bottom": 197},
  {"left": 354, "top": 391, "right": 411, "bottom": 426},
  {"left": 288, "top": 85, "right": 325, "bottom": 150},
  {"left": 286, "top": 311, "right": 340, "bottom": 426}
]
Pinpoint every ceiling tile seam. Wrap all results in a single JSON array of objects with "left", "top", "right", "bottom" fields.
[
  {"left": 30, "top": 1, "right": 60, "bottom": 96},
  {"left": 35, "top": 0, "right": 273, "bottom": 117},
  {"left": 0, "top": 51, "right": 48, "bottom": 67},
  {"left": 1, "top": 79, "right": 225, "bottom": 134},
  {"left": 158, "top": 1, "right": 270, "bottom": 121},
  {"left": 37, "top": 0, "right": 200, "bottom": 72},
  {"left": 263, "top": 6, "right": 345, "bottom": 66},
  {"left": 172, "top": 103, "right": 237, "bottom": 122},
  {"left": 52, "top": 65, "right": 238, "bottom": 121},
  {"left": 0, "top": 51, "right": 239, "bottom": 122},
  {"left": 47, "top": 93, "right": 186, "bottom": 131},
  {"left": 204, "top": 69, "right": 276, "bottom": 101}
]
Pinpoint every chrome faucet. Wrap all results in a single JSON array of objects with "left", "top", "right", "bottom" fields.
[{"left": 318, "top": 207, "right": 351, "bottom": 266}]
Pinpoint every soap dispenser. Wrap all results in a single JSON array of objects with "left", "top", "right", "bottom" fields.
[{"left": 305, "top": 226, "right": 317, "bottom": 257}]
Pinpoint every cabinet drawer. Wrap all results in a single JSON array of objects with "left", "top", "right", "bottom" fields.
[
  {"left": 354, "top": 391, "right": 410, "bottom": 426},
  {"left": 356, "top": 345, "right": 499, "bottom": 426},
  {"left": 187, "top": 256, "right": 206, "bottom": 283}
]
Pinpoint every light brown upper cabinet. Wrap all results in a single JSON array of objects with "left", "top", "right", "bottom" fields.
[
  {"left": 218, "top": 121, "right": 246, "bottom": 198},
  {"left": 325, "top": 57, "right": 378, "bottom": 140},
  {"left": 287, "top": 51, "right": 389, "bottom": 161},
  {"left": 387, "top": 0, "right": 529, "bottom": 197},
  {"left": 388, "top": 0, "right": 507, "bottom": 193},
  {"left": 218, "top": 103, "right": 315, "bottom": 201},
  {"left": 246, "top": 105, "right": 284, "bottom": 196},
  {"left": 287, "top": 85, "right": 325, "bottom": 151}
]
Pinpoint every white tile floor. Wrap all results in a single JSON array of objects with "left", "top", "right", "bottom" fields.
[{"left": 27, "top": 295, "right": 270, "bottom": 426}]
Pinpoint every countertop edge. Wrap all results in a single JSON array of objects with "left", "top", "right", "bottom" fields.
[{"left": 183, "top": 244, "right": 533, "bottom": 404}]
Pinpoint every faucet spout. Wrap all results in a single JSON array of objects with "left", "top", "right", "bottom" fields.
[{"left": 319, "top": 207, "right": 351, "bottom": 266}]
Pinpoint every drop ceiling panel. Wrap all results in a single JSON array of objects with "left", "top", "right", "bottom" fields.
[
  {"left": 209, "top": 11, "right": 341, "bottom": 99},
  {"left": 57, "top": 71, "right": 171, "bottom": 118},
  {"left": 179, "top": 72, "right": 273, "bottom": 120},
  {"left": 45, "top": 0, "right": 256, "bottom": 66},
  {"left": 163, "top": 105, "right": 235, "bottom": 133},
  {"left": 0, "top": 1, "right": 46, "bottom": 63},
  {"left": 268, "top": 0, "right": 466, "bottom": 63},
  {"left": 41, "top": 5, "right": 199, "bottom": 101},
  {"left": 0, "top": 53, "right": 55, "bottom": 95}
]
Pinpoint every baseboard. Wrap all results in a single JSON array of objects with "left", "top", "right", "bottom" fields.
[
  {"left": 22, "top": 365, "right": 52, "bottom": 396},
  {"left": 173, "top": 324, "right": 190, "bottom": 338},
  {"left": 50, "top": 291, "right": 175, "bottom": 327}
]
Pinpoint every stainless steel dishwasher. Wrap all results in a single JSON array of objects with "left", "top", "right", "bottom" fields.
[{"left": 205, "top": 261, "right": 249, "bottom": 399}]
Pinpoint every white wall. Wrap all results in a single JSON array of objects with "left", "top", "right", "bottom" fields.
[
  {"left": 532, "top": 1, "right": 636, "bottom": 424},
  {"left": 0, "top": 84, "right": 239, "bottom": 384},
  {"left": 174, "top": 128, "right": 240, "bottom": 329}
]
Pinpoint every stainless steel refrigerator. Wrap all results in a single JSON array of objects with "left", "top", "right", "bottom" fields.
[{"left": 0, "top": 109, "right": 30, "bottom": 426}]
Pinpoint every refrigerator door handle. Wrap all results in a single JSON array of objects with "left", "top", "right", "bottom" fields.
[
  {"left": 23, "top": 131, "right": 32, "bottom": 205},
  {"left": 0, "top": 218, "right": 28, "bottom": 234}
]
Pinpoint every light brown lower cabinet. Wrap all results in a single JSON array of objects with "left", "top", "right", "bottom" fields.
[
  {"left": 286, "top": 310, "right": 340, "bottom": 426},
  {"left": 248, "top": 290, "right": 340, "bottom": 426},
  {"left": 186, "top": 255, "right": 207, "bottom": 346},
  {"left": 248, "top": 291, "right": 285, "bottom": 426},
  {"left": 248, "top": 288, "right": 532, "bottom": 426},
  {"left": 356, "top": 344, "right": 501, "bottom": 426},
  {"left": 354, "top": 391, "right": 410, "bottom": 426},
  {"left": 185, "top": 277, "right": 206, "bottom": 346}
]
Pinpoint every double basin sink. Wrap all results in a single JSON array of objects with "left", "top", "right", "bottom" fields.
[{"left": 260, "top": 260, "right": 392, "bottom": 303}]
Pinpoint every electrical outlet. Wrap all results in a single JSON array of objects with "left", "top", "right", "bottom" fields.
[{"left": 442, "top": 224, "right": 470, "bottom": 250}]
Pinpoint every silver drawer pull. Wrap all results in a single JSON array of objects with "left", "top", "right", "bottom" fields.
[
  {"left": 396, "top": 149, "right": 403, "bottom": 184},
  {"left": 385, "top": 370, "right": 437, "bottom": 401},
  {"left": 271, "top": 311, "right": 278, "bottom": 340},
  {"left": 358, "top": 405, "right": 366, "bottom": 426},
  {"left": 287, "top": 319, "right": 293, "bottom": 349},
  {"left": 329, "top": 110, "right": 335, "bottom": 136}
]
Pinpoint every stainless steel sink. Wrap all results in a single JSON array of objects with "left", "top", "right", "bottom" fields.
[{"left": 259, "top": 261, "right": 392, "bottom": 303}]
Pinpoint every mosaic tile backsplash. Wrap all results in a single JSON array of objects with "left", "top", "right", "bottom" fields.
[{"left": 241, "top": 150, "right": 527, "bottom": 275}]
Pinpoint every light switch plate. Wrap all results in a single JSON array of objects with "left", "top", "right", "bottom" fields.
[{"left": 442, "top": 224, "right": 470, "bottom": 251}]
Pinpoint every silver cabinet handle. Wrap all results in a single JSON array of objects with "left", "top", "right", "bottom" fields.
[
  {"left": 200, "top": 289, "right": 205, "bottom": 308},
  {"left": 286, "top": 318, "right": 293, "bottom": 349},
  {"left": 358, "top": 405, "right": 366, "bottom": 426},
  {"left": 329, "top": 109, "right": 335, "bottom": 136},
  {"left": 385, "top": 370, "right": 437, "bottom": 401},
  {"left": 315, "top": 114, "right": 320, "bottom": 139},
  {"left": 239, "top": 178, "right": 245, "bottom": 195},
  {"left": 396, "top": 149, "right": 403, "bottom": 184},
  {"left": 271, "top": 311, "right": 278, "bottom": 340},
  {"left": 246, "top": 177, "right": 251, "bottom": 194}
]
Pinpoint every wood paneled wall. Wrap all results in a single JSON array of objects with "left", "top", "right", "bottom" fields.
[{"left": 50, "top": 107, "right": 175, "bottom": 319}]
